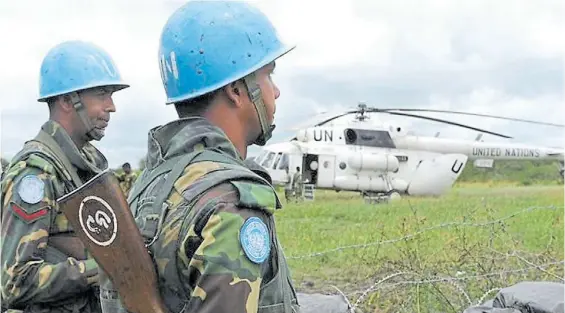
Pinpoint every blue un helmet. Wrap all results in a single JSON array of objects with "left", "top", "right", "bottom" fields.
[
  {"left": 37, "top": 40, "right": 129, "bottom": 140},
  {"left": 38, "top": 40, "right": 129, "bottom": 102},
  {"left": 159, "top": 0, "right": 295, "bottom": 146}
]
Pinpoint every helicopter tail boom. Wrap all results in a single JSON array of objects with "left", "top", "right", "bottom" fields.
[{"left": 394, "top": 136, "right": 564, "bottom": 161}]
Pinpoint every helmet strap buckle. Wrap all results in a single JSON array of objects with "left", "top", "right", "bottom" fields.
[{"left": 243, "top": 74, "right": 274, "bottom": 146}]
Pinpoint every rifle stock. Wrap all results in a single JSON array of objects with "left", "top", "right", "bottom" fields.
[{"left": 57, "top": 170, "right": 168, "bottom": 313}]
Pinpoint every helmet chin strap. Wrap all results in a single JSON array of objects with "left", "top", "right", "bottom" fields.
[
  {"left": 243, "top": 73, "right": 275, "bottom": 146},
  {"left": 69, "top": 92, "right": 104, "bottom": 141}
]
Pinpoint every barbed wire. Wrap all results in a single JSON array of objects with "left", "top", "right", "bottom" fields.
[
  {"left": 288, "top": 205, "right": 560, "bottom": 260},
  {"left": 348, "top": 260, "right": 564, "bottom": 312},
  {"left": 475, "top": 287, "right": 503, "bottom": 306},
  {"left": 487, "top": 247, "right": 565, "bottom": 282},
  {"left": 287, "top": 202, "right": 563, "bottom": 312}
]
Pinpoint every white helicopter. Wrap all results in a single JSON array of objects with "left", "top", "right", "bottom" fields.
[{"left": 253, "top": 103, "right": 564, "bottom": 201}]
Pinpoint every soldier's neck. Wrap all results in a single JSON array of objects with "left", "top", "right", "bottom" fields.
[
  {"left": 50, "top": 117, "right": 87, "bottom": 149},
  {"left": 203, "top": 109, "right": 247, "bottom": 160}
]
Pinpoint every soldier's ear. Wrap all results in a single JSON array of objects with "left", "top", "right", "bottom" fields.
[
  {"left": 58, "top": 95, "right": 75, "bottom": 113},
  {"left": 224, "top": 80, "right": 246, "bottom": 109}
]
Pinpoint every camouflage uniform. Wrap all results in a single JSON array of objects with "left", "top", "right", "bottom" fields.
[
  {"left": 1, "top": 121, "right": 106, "bottom": 312},
  {"left": 99, "top": 117, "right": 300, "bottom": 313},
  {"left": 284, "top": 171, "right": 293, "bottom": 202},
  {"left": 292, "top": 171, "right": 303, "bottom": 200},
  {"left": 116, "top": 172, "right": 137, "bottom": 196}
]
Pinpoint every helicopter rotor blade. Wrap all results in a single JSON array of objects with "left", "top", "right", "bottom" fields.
[
  {"left": 310, "top": 111, "right": 358, "bottom": 127},
  {"left": 284, "top": 108, "right": 357, "bottom": 131},
  {"left": 380, "top": 108, "right": 564, "bottom": 127},
  {"left": 383, "top": 111, "right": 513, "bottom": 139}
]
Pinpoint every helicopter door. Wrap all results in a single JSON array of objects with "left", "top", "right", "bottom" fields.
[
  {"left": 406, "top": 153, "right": 468, "bottom": 196},
  {"left": 316, "top": 155, "right": 336, "bottom": 188}
]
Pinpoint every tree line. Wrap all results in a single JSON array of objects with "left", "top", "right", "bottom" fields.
[{"left": 457, "top": 159, "right": 563, "bottom": 185}]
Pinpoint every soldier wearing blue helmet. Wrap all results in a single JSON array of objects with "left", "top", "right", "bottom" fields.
[
  {"left": 99, "top": 1, "right": 300, "bottom": 313},
  {"left": 1, "top": 40, "right": 128, "bottom": 313}
]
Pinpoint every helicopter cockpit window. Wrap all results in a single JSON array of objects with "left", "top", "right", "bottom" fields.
[
  {"left": 344, "top": 128, "right": 396, "bottom": 148},
  {"left": 255, "top": 150, "right": 269, "bottom": 165},
  {"left": 272, "top": 152, "right": 282, "bottom": 169},
  {"left": 261, "top": 152, "right": 276, "bottom": 168},
  {"left": 277, "top": 153, "right": 289, "bottom": 170}
]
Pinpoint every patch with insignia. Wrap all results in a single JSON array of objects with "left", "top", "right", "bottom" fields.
[
  {"left": 17, "top": 175, "right": 45, "bottom": 204},
  {"left": 240, "top": 216, "right": 271, "bottom": 264}
]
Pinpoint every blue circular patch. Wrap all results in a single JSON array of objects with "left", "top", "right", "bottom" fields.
[
  {"left": 240, "top": 217, "right": 270, "bottom": 264},
  {"left": 17, "top": 175, "right": 45, "bottom": 204}
]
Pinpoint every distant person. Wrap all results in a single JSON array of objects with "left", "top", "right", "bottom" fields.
[
  {"left": 285, "top": 167, "right": 294, "bottom": 202},
  {"left": 293, "top": 166, "right": 303, "bottom": 200},
  {"left": 115, "top": 162, "right": 137, "bottom": 196},
  {"left": 1, "top": 41, "right": 128, "bottom": 312}
]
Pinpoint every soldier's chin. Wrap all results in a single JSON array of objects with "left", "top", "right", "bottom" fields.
[{"left": 89, "top": 128, "right": 106, "bottom": 141}]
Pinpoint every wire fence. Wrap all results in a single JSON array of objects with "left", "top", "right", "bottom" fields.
[
  {"left": 287, "top": 204, "right": 564, "bottom": 313},
  {"left": 287, "top": 205, "right": 560, "bottom": 260},
  {"left": 347, "top": 260, "right": 564, "bottom": 313}
]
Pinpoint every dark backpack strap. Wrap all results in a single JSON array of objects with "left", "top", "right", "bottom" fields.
[
  {"left": 141, "top": 150, "right": 209, "bottom": 247},
  {"left": 127, "top": 155, "right": 183, "bottom": 208}
]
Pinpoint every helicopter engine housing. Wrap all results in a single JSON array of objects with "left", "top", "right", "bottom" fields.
[
  {"left": 334, "top": 175, "right": 408, "bottom": 192},
  {"left": 347, "top": 152, "right": 399, "bottom": 172}
]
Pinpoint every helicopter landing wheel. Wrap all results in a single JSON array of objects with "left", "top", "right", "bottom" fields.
[
  {"left": 385, "top": 190, "right": 402, "bottom": 202},
  {"left": 363, "top": 191, "right": 384, "bottom": 204}
]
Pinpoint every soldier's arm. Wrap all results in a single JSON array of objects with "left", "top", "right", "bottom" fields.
[
  {"left": 1, "top": 166, "right": 98, "bottom": 308},
  {"left": 114, "top": 172, "right": 125, "bottom": 182},
  {"left": 179, "top": 182, "right": 277, "bottom": 313}
]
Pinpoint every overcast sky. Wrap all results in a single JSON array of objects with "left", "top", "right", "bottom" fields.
[{"left": 1, "top": 0, "right": 563, "bottom": 168}]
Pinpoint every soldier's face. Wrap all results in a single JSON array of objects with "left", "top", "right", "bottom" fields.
[
  {"left": 79, "top": 87, "right": 116, "bottom": 139},
  {"left": 223, "top": 62, "right": 279, "bottom": 146},
  {"left": 254, "top": 62, "right": 279, "bottom": 126}
]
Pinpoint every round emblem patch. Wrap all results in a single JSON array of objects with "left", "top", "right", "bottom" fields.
[
  {"left": 240, "top": 217, "right": 270, "bottom": 264},
  {"left": 78, "top": 196, "right": 118, "bottom": 247},
  {"left": 17, "top": 175, "right": 45, "bottom": 204}
]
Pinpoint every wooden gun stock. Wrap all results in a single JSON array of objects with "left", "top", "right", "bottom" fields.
[{"left": 57, "top": 170, "right": 168, "bottom": 313}]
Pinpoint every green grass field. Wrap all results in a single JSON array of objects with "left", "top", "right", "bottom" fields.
[{"left": 273, "top": 183, "right": 564, "bottom": 312}]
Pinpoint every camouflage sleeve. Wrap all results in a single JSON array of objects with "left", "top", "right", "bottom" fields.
[
  {"left": 1, "top": 165, "right": 98, "bottom": 308},
  {"left": 179, "top": 182, "right": 276, "bottom": 313},
  {"left": 114, "top": 172, "right": 124, "bottom": 182}
]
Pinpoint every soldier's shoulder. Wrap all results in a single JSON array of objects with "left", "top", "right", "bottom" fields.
[
  {"left": 229, "top": 180, "right": 278, "bottom": 214},
  {"left": 4, "top": 144, "right": 59, "bottom": 179},
  {"left": 175, "top": 160, "right": 278, "bottom": 215},
  {"left": 3, "top": 150, "right": 57, "bottom": 184},
  {"left": 2, "top": 163, "right": 55, "bottom": 224},
  {"left": 187, "top": 180, "right": 277, "bottom": 218}
]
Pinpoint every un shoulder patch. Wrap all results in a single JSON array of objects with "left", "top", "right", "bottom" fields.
[
  {"left": 239, "top": 217, "right": 270, "bottom": 264},
  {"left": 17, "top": 175, "right": 45, "bottom": 204}
]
